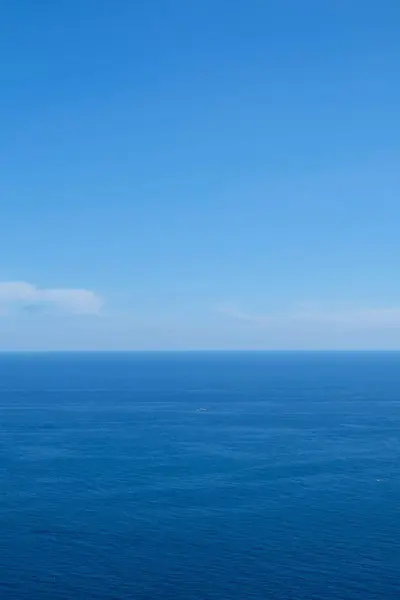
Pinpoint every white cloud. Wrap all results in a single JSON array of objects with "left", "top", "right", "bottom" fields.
[
  {"left": 294, "top": 306, "right": 400, "bottom": 327},
  {"left": 0, "top": 281, "right": 103, "bottom": 316},
  {"left": 216, "top": 304, "right": 259, "bottom": 322},
  {"left": 218, "top": 303, "right": 400, "bottom": 328}
]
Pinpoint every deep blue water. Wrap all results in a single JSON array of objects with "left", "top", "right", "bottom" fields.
[{"left": 1, "top": 352, "right": 400, "bottom": 599}]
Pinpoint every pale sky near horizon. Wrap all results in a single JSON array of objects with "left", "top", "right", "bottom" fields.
[{"left": 1, "top": 1, "right": 400, "bottom": 350}]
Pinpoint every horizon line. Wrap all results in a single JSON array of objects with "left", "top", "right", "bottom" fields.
[{"left": 1, "top": 349, "right": 400, "bottom": 354}]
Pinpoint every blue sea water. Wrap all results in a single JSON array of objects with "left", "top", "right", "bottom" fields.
[{"left": 0, "top": 352, "right": 399, "bottom": 600}]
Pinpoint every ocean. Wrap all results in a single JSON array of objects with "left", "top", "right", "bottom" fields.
[{"left": 0, "top": 351, "right": 399, "bottom": 599}]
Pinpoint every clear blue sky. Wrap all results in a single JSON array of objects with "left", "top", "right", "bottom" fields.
[{"left": 1, "top": 1, "right": 400, "bottom": 350}]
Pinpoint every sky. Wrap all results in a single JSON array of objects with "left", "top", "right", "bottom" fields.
[{"left": 1, "top": 1, "right": 400, "bottom": 350}]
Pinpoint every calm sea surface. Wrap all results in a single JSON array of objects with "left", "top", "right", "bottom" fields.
[{"left": 0, "top": 352, "right": 399, "bottom": 599}]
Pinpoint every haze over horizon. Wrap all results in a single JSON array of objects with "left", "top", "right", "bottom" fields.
[{"left": 2, "top": 1, "right": 400, "bottom": 350}]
